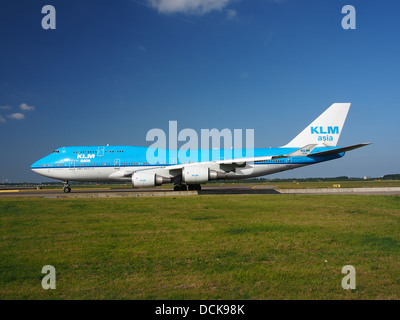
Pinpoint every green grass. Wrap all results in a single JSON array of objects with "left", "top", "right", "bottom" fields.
[{"left": 1, "top": 195, "right": 400, "bottom": 299}]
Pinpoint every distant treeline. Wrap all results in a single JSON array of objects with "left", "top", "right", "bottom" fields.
[{"left": 380, "top": 174, "right": 400, "bottom": 180}]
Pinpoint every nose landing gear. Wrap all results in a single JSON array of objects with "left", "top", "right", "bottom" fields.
[{"left": 62, "top": 181, "right": 71, "bottom": 193}]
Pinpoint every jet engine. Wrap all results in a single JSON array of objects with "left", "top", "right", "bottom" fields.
[
  {"left": 182, "top": 167, "right": 226, "bottom": 184},
  {"left": 132, "top": 172, "right": 171, "bottom": 188}
]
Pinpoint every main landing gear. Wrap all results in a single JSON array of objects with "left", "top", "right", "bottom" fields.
[
  {"left": 62, "top": 181, "right": 71, "bottom": 193},
  {"left": 173, "top": 184, "right": 201, "bottom": 191},
  {"left": 188, "top": 184, "right": 201, "bottom": 191},
  {"left": 174, "top": 184, "right": 187, "bottom": 191}
]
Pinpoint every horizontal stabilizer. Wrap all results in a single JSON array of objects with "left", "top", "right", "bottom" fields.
[
  {"left": 272, "top": 144, "right": 318, "bottom": 159},
  {"left": 287, "top": 144, "right": 318, "bottom": 157},
  {"left": 308, "top": 143, "right": 372, "bottom": 157}
]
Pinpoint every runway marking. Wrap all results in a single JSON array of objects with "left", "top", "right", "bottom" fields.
[{"left": 0, "top": 190, "right": 20, "bottom": 193}]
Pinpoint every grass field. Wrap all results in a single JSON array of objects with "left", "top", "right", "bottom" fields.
[{"left": 1, "top": 194, "right": 400, "bottom": 299}]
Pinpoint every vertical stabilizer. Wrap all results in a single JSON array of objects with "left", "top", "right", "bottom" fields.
[{"left": 282, "top": 103, "right": 351, "bottom": 148}]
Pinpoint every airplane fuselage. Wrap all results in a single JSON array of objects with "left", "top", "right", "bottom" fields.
[
  {"left": 30, "top": 103, "right": 370, "bottom": 192},
  {"left": 31, "top": 145, "right": 343, "bottom": 183}
]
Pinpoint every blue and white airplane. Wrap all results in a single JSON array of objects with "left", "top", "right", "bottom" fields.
[{"left": 31, "top": 103, "right": 370, "bottom": 192}]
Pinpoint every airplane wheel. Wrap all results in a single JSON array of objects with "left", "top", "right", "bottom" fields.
[
  {"left": 188, "top": 185, "right": 201, "bottom": 191},
  {"left": 174, "top": 185, "right": 188, "bottom": 191},
  {"left": 64, "top": 186, "right": 71, "bottom": 193}
]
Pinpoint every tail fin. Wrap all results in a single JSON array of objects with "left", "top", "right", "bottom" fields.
[{"left": 283, "top": 103, "right": 351, "bottom": 148}]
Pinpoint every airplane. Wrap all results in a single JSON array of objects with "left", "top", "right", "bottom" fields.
[{"left": 31, "top": 103, "right": 371, "bottom": 193}]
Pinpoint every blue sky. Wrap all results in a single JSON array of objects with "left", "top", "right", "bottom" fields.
[{"left": 0, "top": 0, "right": 399, "bottom": 182}]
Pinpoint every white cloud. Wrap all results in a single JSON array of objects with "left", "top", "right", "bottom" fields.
[
  {"left": 0, "top": 115, "right": 6, "bottom": 123},
  {"left": 0, "top": 105, "right": 11, "bottom": 110},
  {"left": 147, "top": 0, "right": 233, "bottom": 15},
  {"left": 226, "top": 9, "right": 237, "bottom": 20},
  {"left": 20, "top": 103, "right": 35, "bottom": 111},
  {"left": 7, "top": 113, "right": 25, "bottom": 120}
]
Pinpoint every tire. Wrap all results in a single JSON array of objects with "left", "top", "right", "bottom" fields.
[{"left": 64, "top": 186, "right": 71, "bottom": 193}]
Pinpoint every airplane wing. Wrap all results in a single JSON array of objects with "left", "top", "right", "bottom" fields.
[
  {"left": 307, "top": 143, "right": 372, "bottom": 157},
  {"left": 118, "top": 144, "right": 319, "bottom": 178},
  {"left": 113, "top": 143, "right": 370, "bottom": 179},
  {"left": 164, "top": 144, "right": 321, "bottom": 170}
]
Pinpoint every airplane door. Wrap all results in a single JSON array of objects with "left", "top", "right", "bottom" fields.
[
  {"left": 286, "top": 157, "right": 292, "bottom": 168},
  {"left": 69, "top": 160, "right": 75, "bottom": 170},
  {"left": 114, "top": 159, "right": 120, "bottom": 169},
  {"left": 97, "top": 146, "right": 105, "bottom": 157}
]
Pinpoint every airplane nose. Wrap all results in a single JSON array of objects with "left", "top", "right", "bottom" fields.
[
  {"left": 30, "top": 160, "right": 42, "bottom": 173},
  {"left": 31, "top": 161, "right": 38, "bottom": 170},
  {"left": 31, "top": 165, "right": 38, "bottom": 173},
  {"left": 30, "top": 158, "right": 51, "bottom": 178}
]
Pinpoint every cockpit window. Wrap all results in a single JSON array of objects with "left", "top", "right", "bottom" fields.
[{"left": 52, "top": 150, "right": 60, "bottom": 153}]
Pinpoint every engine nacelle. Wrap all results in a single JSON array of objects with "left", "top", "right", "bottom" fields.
[
  {"left": 132, "top": 172, "right": 171, "bottom": 188},
  {"left": 182, "top": 167, "right": 226, "bottom": 184}
]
